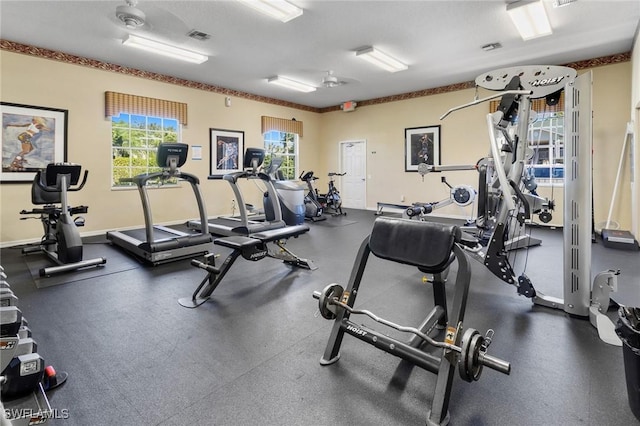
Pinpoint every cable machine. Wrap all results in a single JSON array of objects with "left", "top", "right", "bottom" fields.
[{"left": 441, "top": 66, "right": 621, "bottom": 345}]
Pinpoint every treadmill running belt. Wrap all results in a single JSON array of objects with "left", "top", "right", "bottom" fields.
[{"left": 120, "top": 227, "right": 182, "bottom": 242}]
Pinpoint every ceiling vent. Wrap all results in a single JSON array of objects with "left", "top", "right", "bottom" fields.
[
  {"left": 116, "top": 0, "right": 146, "bottom": 29},
  {"left": 187, "top": 30, "right": 211, "bottom": 41},
  {"left": 481, "top": 42, "right": 502, "bottom": 51}
]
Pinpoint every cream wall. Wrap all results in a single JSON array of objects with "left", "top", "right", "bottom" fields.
[
  {"left": 319, "top": 62, "right": 633, "bottom": 230},
  {"left": 590, "top": 62, "right": 634, "bottom": 231},
  {"left": 0, "top": 50, "right": 634, "bottom": 245},
  {"left": 0, "top": 51, "right": 322, "bottom": 245},
  {"left": 319, "top": 90, "right": 488, "bottom": 221},
  {"left": 631, "top": 29, "right": 640, "bottom": 237}
]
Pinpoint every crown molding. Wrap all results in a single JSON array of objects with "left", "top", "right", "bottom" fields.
[
  {"left": 1, "top": 39, "right": 631, "bottom": 114},
  {"left": 0, "top": 39, "right": 319, "bottom": 113}
]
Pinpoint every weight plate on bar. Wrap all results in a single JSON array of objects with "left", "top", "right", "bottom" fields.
[
  {"left": 459, "top": 328, "right": 484, "bottom": 382},
  {"left": 318, "top": 284, "right": 344, "bottom": 320}
]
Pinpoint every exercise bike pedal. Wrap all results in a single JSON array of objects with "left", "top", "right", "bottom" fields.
[
  {"left": 73, "top": 216, "right": 86, "bottom": 227},
  {"left": 42, "top": 365, "right": 68, "bottom": 391}
]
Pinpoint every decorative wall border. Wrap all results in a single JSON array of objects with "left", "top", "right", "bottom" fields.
[
  {"left": 320, "top": 51, "right": 633, "bottom": 113},
  {"left": 0, "top": 39, "right": 319, "bottom": 113},
  {"left": 0, "top": 39, "right": 631, "bottom": 114}
]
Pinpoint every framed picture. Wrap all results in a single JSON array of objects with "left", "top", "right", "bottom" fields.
[
  {"left": 1, "top": 102, "right": 68, "bottom": 183},
  {"left": 210, "top": 128, "right": 244, "bottom": 176},
  {"left": 405, "top": 125, "right": 441, "bottom": 172}
]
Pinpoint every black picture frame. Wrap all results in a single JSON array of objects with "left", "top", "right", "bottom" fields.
[
  {"left": 405, "top": 125, "right": 441, "bottom": 172},
  {"left": 209, "top": 128, "right": 244, "bottom": 176},
  {"left": 1, "top": 102, "right": 68, "bottom": 183}
]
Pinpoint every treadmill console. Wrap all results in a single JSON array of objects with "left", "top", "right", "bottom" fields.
[
  {"left": 157, "top": 143, "right": 188, "bottom": 171},
  {"left": 243, "top": 148, "right": 265, "bottom": 171}
]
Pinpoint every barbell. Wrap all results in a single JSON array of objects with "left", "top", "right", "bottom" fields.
[{"left": 313, "top": 283, "right": 511, "bottom": 382}]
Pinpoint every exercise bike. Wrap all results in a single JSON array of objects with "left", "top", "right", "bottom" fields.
[
  {"left": 298, "top": 171, "right": 326, "bottom": 222},
  {"left": 20, "top": 163, "right": 106, "bottom": 277},
  {"left": 321, "top": 172, "right": 346, "bottom": 216}
]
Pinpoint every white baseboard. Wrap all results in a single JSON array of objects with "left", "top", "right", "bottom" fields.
[{"left": 0, "top": 219, "right": 189, "bottom": 249}]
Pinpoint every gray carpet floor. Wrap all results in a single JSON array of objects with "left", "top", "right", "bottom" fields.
[{"left": 1, "top": 208, "right": 639, "bottom": 425}]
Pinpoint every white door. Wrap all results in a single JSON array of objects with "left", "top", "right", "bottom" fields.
[{"left": 339, "top": 140, "right": 367, "bottom": 209}]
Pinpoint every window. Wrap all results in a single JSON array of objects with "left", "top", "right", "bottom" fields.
[
  {"left": 111, "top": 113, "right": 180, "bottom": 187},
  {"left": 527, "top": 111, "right": 564, "bottom": 185},
  {"left": 263, "top": 130, "right": 298, "bottom": 179},
  {"left": 490, "top": 94, "right": 565, "bottom": 186}
]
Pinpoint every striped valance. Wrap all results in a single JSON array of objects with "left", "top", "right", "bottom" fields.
[
  {"left": 490, "top": 90, "right": 565, "bottom": 115},
  {"left": 105, "top": 91, "right": 188, "bottom": 125},
  {"left": 261, "top": 116, "right": 303, "bottom": 137}
]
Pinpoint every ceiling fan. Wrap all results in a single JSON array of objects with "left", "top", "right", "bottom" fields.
[
  {"left": 116, "top": 0, "right": 147, "bottom": 29},
  {"left": 115, "top": 1, "right": 201, "bottom": 40},
  {"left": 322, "top": 70, "right": 347, "bottom": 88}
]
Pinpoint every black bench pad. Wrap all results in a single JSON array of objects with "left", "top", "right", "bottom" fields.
[
  {"left": 251, "top": 224, "right": 309, "bottom": 241},
  {"left": 368, "top": 217, "right": 460, "bottom": 274},
  {"left": 215, "top": 235, "right": 262, "bottom": 250}
]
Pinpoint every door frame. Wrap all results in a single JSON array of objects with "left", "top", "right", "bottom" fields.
[{"left": 338, "top": 139, "right": 367, "bottom": 209}]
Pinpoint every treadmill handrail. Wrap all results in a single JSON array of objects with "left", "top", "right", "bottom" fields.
[
  {"left": 256, "top": 172, "right": 272, "bottom": 182},
  {"left": 176, "top": 172, "right": 200, "bottom": 186},
  {"left": 214, "top": 170, "right": 271, "bottom": 184},
  {"left": 221, "top": 171, "right": 248, "bottom": 184},
  {"left": 136, "top": 171, "right": 200, "bottom": 186},
  {"left": 205, "top": 166, "right": 284, "bottom": 235},
  {"left": 133, "top": 169, "right": 209, "bottom": 245},
  {"left": 133, "top": 170, "right": 169, "bottom": 187}
]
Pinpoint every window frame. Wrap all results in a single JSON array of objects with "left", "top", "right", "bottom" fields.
[
  {"left": 527, "top": 111, "right": 565, "bottom": 186},
  {"left": 111, "top": 112, "right": 181, "bottom": 189},
  {"left": 263, "top": 130, "right": 299, "bottom": 180}
]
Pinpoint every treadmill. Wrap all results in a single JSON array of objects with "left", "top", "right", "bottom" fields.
[
  {"left": 107, "top": 143, "right": 213, "bottom": 265},
  {"left": 188, "top": 148, "right": 292, "bottom": 237}
]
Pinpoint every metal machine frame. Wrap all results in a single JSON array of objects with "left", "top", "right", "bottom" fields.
[
  {"left": 442, "top": 66, "right": 620, "bottom": 344},
  {"left": 313, "top": 217, "right": 510, "bottom": 425},
  {"left": 181, "top": 148, "right": 316, "bottom": 308},
  {"left": 188, "top": 148, "right": 287, "bottom": 236},
  {"left": 21, "top": 164, "right": 107, "bottom": 277},
  {"left": 106, "top": 143, "right": 212, "bottom": 265}
]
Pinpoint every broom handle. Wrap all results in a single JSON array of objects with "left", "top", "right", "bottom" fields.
[{"left": 606, "top": 124, "right": 632, "bottom": 229}]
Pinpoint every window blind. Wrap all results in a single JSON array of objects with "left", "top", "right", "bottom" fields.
[
  {"left": 105, "top": 91, "right": 188, "bottom": 125},
  {"left": 261, "top": 116, "right": 303, "bottom": 136}
]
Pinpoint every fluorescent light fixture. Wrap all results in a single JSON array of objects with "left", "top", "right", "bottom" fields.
[
  {"left": 236, "top": 0, "right": 303, "bottom": 23},
  {"left": 507, "top": 0, "right": 553, "bottom": 41},
  {"left": 122, "top": 34, "right": 208, "bottom": 64},
  {"left": 267, "top": 76, "right": 316, "bottom": 92},
  {"left": 355, "top": 47, "right": 408, "bottom": 73}
]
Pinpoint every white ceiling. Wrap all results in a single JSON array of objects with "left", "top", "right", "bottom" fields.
[{"left": 1, "top": 0, "right": 639, "bottom": 110}]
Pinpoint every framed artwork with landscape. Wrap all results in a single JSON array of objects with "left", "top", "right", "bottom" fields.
[
  {"left": 1, "top": 102, "right": 68, "bottom": 183},
  {"left": 405, "top": 125, "right": 440, "bottom": 172},
  {"left": 210, "top": 128, "right": 244, "bottom": 176}
]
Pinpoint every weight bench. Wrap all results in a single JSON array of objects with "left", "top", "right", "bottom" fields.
[
  {"left": 179, "top": 224, "right": 316, "bottom": 308},
  {"left": 312, "top": 216, "right": 510, "bottom": 425}
]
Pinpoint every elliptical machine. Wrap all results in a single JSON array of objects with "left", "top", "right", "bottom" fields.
[
  {"left": 263, "top": 156, "right": 306, "bottom": 226},
  {"left": 298, "top": 171, "right": 326, "bottom": 222},
  {"left": 20, "top": 163, "right": 106, "bottom": 277}
]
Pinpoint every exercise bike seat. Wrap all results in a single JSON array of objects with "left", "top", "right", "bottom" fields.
[{"left": 31, "top": 172, "right": 61, "bottom": 205}]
